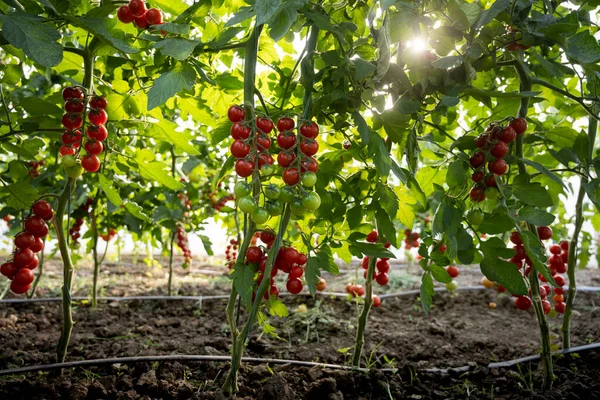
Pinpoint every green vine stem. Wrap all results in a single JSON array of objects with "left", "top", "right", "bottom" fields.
[
  {"left": 352, "top": 243, "right": 377, "bottom": 367},
  {"left": 167, "top": 231, "right": 175, "bottom": 296},
  {"left": 90, "top": 196, "right": 100, "bottom": 308},
  {"left": 562, "top": 116, "right": 597, "bottom": 349},
  {"left": 513, "top": 56, "right": 554, "bottom": 390},
  {"left": 27, "top": 237, "right": 45, "bottom": 298}
]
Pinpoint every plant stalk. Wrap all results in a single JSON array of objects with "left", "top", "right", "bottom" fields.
[
  {"left": 352, "top": 253, "right": 377, "bottom": 367},
  {"left": 167, "top": 231, "right": 175, "bottom": 296},
  {"left": 562, "top": 116, "right": 597, "bottom": 349},
  {"left": 27, "top": 238, "right": 45, "bottom": 298}
]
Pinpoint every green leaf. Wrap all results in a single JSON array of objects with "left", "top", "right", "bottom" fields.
[
  {"left": 354, "top": 58, "right": 376, "bottom": 80},
  {"left": 19, "top": 97, "right": 62, "bottom": 115},
  {"left": 267, "top": 299, "right": 289, "bottom": 317},
  {"left": 225, "top": 7, "right": 255, "bottom": 27},
  {"left": 446, "top": 160, "right": 468, "bottom": 189},
  {"left": 520, "top": 158, "right": 566, "bottom": 189},
  {"left": 214, "top": 156, "right": 235, "bottom": 189},
  {"left": 147, "top": 63, "right": 196, "bottom": 110},
  {"left": 8, "top": 160, "right": 28, "bottom": 180},
  {"left": 346, "top": 205, "right": 362, "bottom": 229},
  {"left": 145, "top": 120, "right": 200, "bottom": 155},
  {"left": 382, "top": 110, "right": 410, "bottom": 148},
  {"left": 98, "top": 174, "right": 124, "bottom": 206},
  {"left": 432, "top": 55, "right": 464, "bottom": 69},
  {"left": 153, "top": 38, "right": 200, "bottom": 60},
  {"left": 256, "top": 0, "right": 281, "bottom": 25},
  {"left": 430, "top": 264, "right": 452, "bottom": 283},
  {"left": 584, "top": 180, "right": 600, "bottom": 212},
  {"left": 512, "top": 182, "right": 554, "bottom": 208},
  {"left": 0, "top": 12, "right": 62, "bottom": 67},
  {"left": 231, "top": 262, "right": 257, "bottom": 307},
  {"left": 352, "top": 112, "right": 370, "bottom": 145},
  {"left": 73, "top": 16, "right": 139, "bottom": 54},
  {"left": 475, "top": 0, "right": 510, "bottom": 29},
  {"left": 0, "top": 64, "right": 23, "bottom": 85},
  {"left": 5, "top": 181, "right": 38, "bottom": 210},
  {"left": 521, "top": 231, "right": 556, "bottom": 286},
  {"left": 124, "top": 201, "right": 152, "bottom": 222},
  {"left": 348, "top": 241, "right": 395, "bottom": 258},
  {"left": 1, "top": 142, "right": 36, "bottom": 159},
  {"left": 480, "top": 237, "right": 527, "bottom": 295},
  {"left": 199, "top": 234, "right": 213, "bottom": 256},
  {"left": 376, "top": 183, "right": 399, "bottom": 220},
  {"left": 420, "top": 272, "right": 434, "bottom": 315},
  {"left": 136, "top": 160, "right": 184, "bottom": 190},
  {"left": 268, "top": 4, "right": 297, "bottom": 41},
  {"left": 368, "top": 132, "right": 391, "bottom": 177},
  {"left": 210, "top": 122, "right": 231, "bottom": 145},
  {"left": 306, "top": 245, "right": 339, "bottom": 295},
  {"left": 518, "top": 206, "right": 556, "bottom": 226},
  {"left": 375, "top": 208, "right": 397, "bottom": 248},
  {"left": 565, "top": 30, "right": 600, "bottom": 64},
  {"left": 478, "top": 209, "right": 515, "bottom": 234},
  {"left": 573, "top": 132, "right": 590, "bottom": 164}
]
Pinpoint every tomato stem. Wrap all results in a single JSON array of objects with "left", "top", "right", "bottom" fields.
[
  {"left": 352, "top": 250, "right": 377, "bottom": 367},
  {"left": 562, "top": 116, "right": 596, "bottom": 349}
]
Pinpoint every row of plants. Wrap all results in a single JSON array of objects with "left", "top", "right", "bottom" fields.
[{"left": 0, "top": 0, "right": 599, "bottom": 394}]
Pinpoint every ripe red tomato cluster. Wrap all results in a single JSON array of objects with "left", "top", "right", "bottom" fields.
[
  {"left": 213, "top": 194, "right": 235, "bottom": 212},
  {"left": 1, "top": 200, "right": 54, "bottom": 294},
  {"left": 469, "top": 117, "right": 527, "bottom": 203},
  {"left": 345, "top": 283, "right": 382, "bottom": 308},
  {"left": 117, "top": 0, "right": 163, "bottom": 30},
  {"left": 403, "top": 229, "right": 420, "bottom": 249},
  {"left": 69, "top": 198, "right": 93, "bottom": 245},
  {"left": 28, "top": 160, "right": 45, "bottom": 178},
  {"left": 175, "top": 225, "right": 192, "bottom": 265},
  {"left": 60, "top": 87, "right": 108, "bottom": 173},
  {"left": 100, "top": 229, "right": 117, "bottom": 241},
  {"left": 225, "top": 238, "right": 239, "bottom": 263}
]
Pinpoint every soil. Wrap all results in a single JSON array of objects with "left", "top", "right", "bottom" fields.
[{"left": 1, "top": 273, "right": 600, "bottom": 400}]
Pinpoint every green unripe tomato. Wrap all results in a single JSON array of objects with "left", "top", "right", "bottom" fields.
[
  {"left": 301, "top": 172, "right": 317, "bottom": 187},
  {"left": 261, "top": 164, "right": 275, "bottom": 176},
  {"left": 279, "top": 186, "right": 295, "bottom": 203},
  {"left": 237, "top": 195, "right": 257, "bottom": 214},
  {"left": 234, "top": 181, "right": 252, "bottom": 198},
  {"left": 301, "top": 192, "right": 321, "bottom": 211},
  {"left": 445, "top": 280, "right": 458, "bottom": 292},
  {"left": 264, "top": 184, "right": 280, "bottom": 200},
  {"left": 466, "top": 209, "right": 484, "bottom": 226},
  {"left": 251, "top": 207, "right": 270, "bottom": 224},
  {"left": 65, "top": 162, "right": 83, "bottom": 178},
  {"left": 290, "top": 197, "right": 305, "bottom": 216},
  {"left": 265, "top": 200, "right": 282, "bottom": 216},
  {"left": 62, "top": 155, "right": 77, "bottom": 168}
]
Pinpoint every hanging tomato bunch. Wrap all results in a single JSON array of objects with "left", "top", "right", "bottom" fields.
[
  {"left": 117, "top": 0, "right": 163, "bottom": 30},
  {"left": 175, "top": 225, "right": 191, "bottom": 265},
  {"left": 225, "top": 238, "right": 239, "bottom": 264},
  {"left": 28, "top": 160, "right": 45, "bottom": 178},
  {"left": 60, "top": 87, "right": 109, "bottom": 175},
  {"left": 469, "top": 117, "right": 527, "bottom": 202},
  {"left": 0, "top": 200, "right": 54, "bottom": 294}
]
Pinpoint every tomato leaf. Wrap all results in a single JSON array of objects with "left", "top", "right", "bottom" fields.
[
  {"left": 518, "top": 206, "right": 556, "bottom": 226},
  {"left": 521, "top": 231, "right": 557, "bottom": 287},
  {"left": 480, "top": 237, "right": 527, "bottom": 295},
  {"left": 231, "top": 262, "right": 257, "bottom": 307},
  {"left": 153, "top": 38, "right": 200, "bottom": 60},
  {"left": 98, "top": 174, "right": 124, "bottom": 207},
  {"left": 520, "top": 158, "right": 566, "bottom": 189},
  {"left": 147, "top": 63, "right": 196, "bottom": 110},
  {"left": 430, "top": 264, "right": 452, "bottom": 283},
  {"left": 419, "top": 272, "right": 435, "bottom": 315},
  {"left": 512, "top": 182, "right": 554, "bottom": 208},
  {"left": 5, "top": 181, "right": 38, "bottom": 210},
  {"left": 348, "top": 242, "right": 395, "bottom": 259}
]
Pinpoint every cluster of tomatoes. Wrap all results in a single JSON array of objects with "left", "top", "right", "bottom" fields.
[
  {"left": 225, "top": 238, "right": 239, "bottom": 263},
  {"left": 175, "top": 225, "right": 192, "bottom": 265},
  {"left": 117, "top": 0, "right": 163, "bottom": 30},
  {"left": 0, "top": 200, "right": 54, "bottom": 294},
  {"left": 100, "top": 229, "right": 117, "bottom": 242},
  {"left": 213, "top": 194, "right": 235, "bottom": 212},
  {"left": 69, "top": 198, "right": 93, "bottom": 245},
  {"left": 403, "top": 229, "right": 421, "bottom": 250},
  {"left": 28, "top": 160, "right": 45, "bottom": 178},
  {"left": 60, "top": 86, "right": 108, "bottom": 174},
  {"left": 469, "top": 117, "right": 527, "bottom": 202}
]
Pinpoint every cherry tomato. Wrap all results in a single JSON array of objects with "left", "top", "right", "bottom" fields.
[
  {"left": 472, "top": 170, "right": 484, "bottom": 182},
  {"left": 62, "top": 130, "right": 82, "bottom": 146},
  {"left": 234, "top": 181, "right": 251, "bottom": 198},
  {"left": 237, "top": 196, "right": 257, "bottom": 214},
  {"left": 301, "top": 172, "right": 317, "bottom": 187},
  {"left": 145, "top": 8, "right": 162, "bottom": 25},
  {"left": 541, "top": 300, "right": 551, "bottom": 314},
  {"left": 10, "top": 281, "right": 30, "bottom": 294},
  {"left": 1, "top": 262, "right": 17, "bottom": 279},
  {"left": 30, "top": 237, "right": 44, "bottom": 253},
  {"left": 235, "top": 159, "right": 254, "bottom": 177},
  {"left": 62, "top": 154, "right": 77, "bottom": 167},
  {"left": 376, "top": 259, "right": 390, "bottom": 273},
  {"left": 277, "top": 117, "right": 295, "bottom": 132},
  {"left": 256, "top": 117, "right": 274, "bottom": 134},
  {"left": 84, "top": 140, "right": 104, "bottom": 155},
  {"left": 553, "top": 274, "right": 566, "bottom": 286},
  {"left": 469, "top": 186, "right": 485, "bottom": 202},
  {"left": 475, "top": 134, "right": 489, "bottom": 148},
  {"left": 510, "top": 117, "right": 527, "bottom": 135},
  {"left": 260, "top": 231, "right": 276, "bottom": 244},
  {"left": 488, "top": 158, "right": 507, "bottom": 175},
  {"left": 555, "top": 302, "right": 566, "bottom": 314},
  {"left": 372, "top": 295, "right": 382, "bottom": 308},
  {"left": 559, "top": 240, "right": 569, "bottom": 252},
  {"left": 300, "top": 139, "right": 318, "bottom": 156},
  {"left": 446, "top": 265, "right": 460, "bottom": 278},
  {"left": 300, "top": 121, "right": 319, "bottom": 138},
  {"left": 88, "top": 109, "right": 108, "bottom": 126},
  {"left": 133, "top": 14, "right": 150, "bottom": 29},
  {"left": 282, "top": 168, "right": 300, "bottom": 185},
  {"left": 32, "top": 200, "right": 54, "bottom": 221},
  {"left": 286, "top": 278, "right": 303, "bottom": 294},
  {"left": 375, "top": 272, "right": 389, "bottom": 285},
  {"left": 315, "top": 277, "right": 327, "bottom": 291},
  {"left": 257, "top": 152, "right": 274, "bottom": 167},
  {"left": 282, "top": 247, "right": 299, "bottom": 265},
  {"left": 128, "top": 0, "right": 146, "bottom": 17},
  {"left": 481, "top": 277, "right": 495, "bottom": 289},
  {"left": 300, "top": 157, "right": 319, "bottom": 173},
  {"left": 490, "top": 141, "right": 509, "bottom": 158},
  {"left": 14, "top": 232, "right": 35, "bottom": 249},
  {"left": 515, "top": 296, "right": 532, "bottom": 310},
  {"left": 65, "top": 163, "right": 84, "bottom": 178},
  {"left": 60, "top": 145, "right": 76, "bottom": 156},
  {"left": 289, "top": 265, "right": 304, "bottom": 279},
  {"left": 25, "top": 216, "right": 48, "bottom": 237},
  {"left": 81, "top": 155, "right": 100, "bottom": 172},
  {"left": 279, "top": 186, "right": 295, "bottom": 203},
  {"left": 466, "top": 209, "right": 484, "bottom": 225},
  {"left": 251, "top": 207, "right": 269, "bottom": 224},
  {"left": 470, "top": 152, "right": 485, "bottom": 168},
  {"left": 227, "top": 105, "right": 246, "bottom": 123},
  {"left": 230, "top": 140, "right": 250, "bottom": 158},
  {"left": 537, "top": 226, "right": 553, "bottom": 240},
  {"left": 277, "top": 132, "right": 296, "bottom": 149},
  {"left": 231, "top": 122, "right": 250, "bottom": 140},
  {"left": 301, "top": 192, "right": 321, "bottom": 210},
  {"left": 65, "top": 100, "right": 84, "bottom": 113},
  {"left": 89, "top": 96, "right": 108, "bottom": 110},
  {"left": 14, "top": 248, "right": 34, "bottom": 268},
  {"left": 497, "top": 126, "right": 516, "bottom": 143},
  {"left": 62, "top": 87, "right": 84, "bottom": 101},
  {"left": 257, "top": 135, "right": 271, "bottom": 150},
  {"left": 25, "top": 255, "right": 39, "bottom": 270},
  {"left": 366, "top": 230, "right": 378, "bottom": 243},
  {"left": 246, "top": 246, "right": 263, "bottom": 263},
  {"left": 117, "top": 5, "right": 134, "bottom": 23},
  {"left": 62, "top": 114, "right": 83, "bottom": 130},
  {"left": 297, "top": 253, "right": 307, "bottom": 265},
  {"left": 87, "top": 125, "right": 109, "bottom": 141},
  {"left": 277, "top": 152, "right": 295, "bottom": 167}
]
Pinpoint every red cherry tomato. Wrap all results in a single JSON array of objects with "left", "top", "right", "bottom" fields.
[
  {"left": 62, "top": 114, "right": 83, "bottom": 130},
  {"left": 230, "top": 122, "right": 250, "bottom": 140},
  {"left": 300, "top": 121, "right": 319, "bottom": 138},
  {"left": 537, "top": 226, "right": 553, "bottom": 240},
  {"left": 510, "top": 117, "right": 527, "bottom": 135},
  {"left": 62, "top": 87, "right": 84, "bottom": 101},
  {"left": 30, "top": 237, "right": 44, "bottom": 253},
  {"left": 277, "top": 117, "right": 295, "bottom": 132},
  {"left": 488, "top": 158, "right": 507, "bottom": 175},
  {"left": 14, "top": 248, "right": 35, "bottom": 268},
  {"left": 88, "top": 109, "right": 108, "bottom": 126},
  {"left": 372, "top": 295, "right": 382, "bottom": 308},
  {"left": 497, "top": 126, "right": 516, "bottom": 143},
  {"left": 65, "top": 100, "right": 84, "bottom": 113},
  {"left": 32, "top": 200, "right": 54, "bottom": 221},
  {"left": 300, "top": 139, "right": 318, "bottom": 156},
  {"left": 469, "top": 186, "right": 485, "bottom": 202},
  {"left": 446, "top": 265, "right": 460, "bottom": 278},
  {"left": 470, "top": 152, "right": 485, "bottom": 168},
  {"left": 515, "top": 296, "right": 532, "bottom": 310},
  {"left": 490, "top": 141, "right": 509, "bottom": 158},
  {"left": 117, "top": 5, "right": 134, "bottom": 23},
  {"left": 87, "top": 125, "right": 109, "bottom": 141},
  {"left": 10, "top": 281, "right": 30, "bottom": 294},
  {"left": 366, "top": 230, "right": 378, "bottom": 243},
  {"left": 256, "top": 117, "right": 274, "bottom": 134},
  {"left": 89, "top": 96, "right": 108, "bottom": 110},
  {"left": 128, "top": 0, "right": 146, "bottom": 17},
  {"left": 277, "top": 132, "right": 297, "bottom": 149},
  {"left": 286, "top": 278, "right": 303, "bottom": 294},
  {"left": 289, "top": 265, "right": 304, "bottom": 279},
  {"left": 227, "top": 105, "right": 245, "bottom": 123},
  {"left": 1, "top": 262, "right": 17, "bottom": 279},
  {"left": 282, "top": 168, "right": 300, "bottom": 185},
  {"left": 25, "top": 216, "right": 48, "bottom": 237},
  {"left": 235, "top": 159, "right": 254, "bottom": 177},
  {"left": 246, "top": 246, "right": 263, "bottom": 263},
  {"left": 230, "top": 140, "right": 250, "bottom": 158},
  {"left": 277, "top": 152, "right": 296, "bottom": 167},
  {"left": 81, "top": 155, "right": 100, "bottom": 172},
  {"left": 375, "top": 272, "right": 389, "bottom": 286},
  {"left": 300, "top": 157, "right": 319, "bottom": 173},
  {"left": 145, "top": 8, "right": 162, "bottom": 25},
  {"left": 14, "top": 232, "right": 35, "bottom": 249}
]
